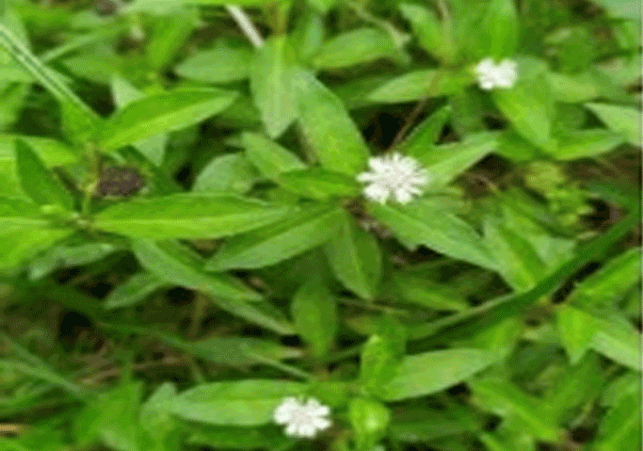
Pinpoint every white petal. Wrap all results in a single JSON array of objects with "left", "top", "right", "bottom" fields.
[
  {"left": 312, "top": 416, "right": 332, "bottom": 430},
  {"left": 394, "top": 187, "right": 414, "bottom": 204},
  {"left": 273, "top": 398, "right": 298, "bottom": 424},
  {"left": 297, "top": 424, "right": 318, "bottom": 438},
  {"left": 364, "top": 183, "right": 390, "bottom": 203},
  {"left": 356, "top": 171, "right": 378, "bottom": 183},
  {"left": 285, "top": 423, "right": 299, "bottom": 436}
]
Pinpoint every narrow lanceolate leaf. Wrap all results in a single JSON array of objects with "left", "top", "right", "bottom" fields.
[
  {"left": 0, "top": 228, "right": 72, "bottom": 271},
  {"left": 111, "top": 75, "right": 167, "bottom": 166},
  {"left": 278, "top": 168, "right": 361, "bottom": 200},
  {"left": 93, "top": 193, "right": 294, "bottom": 239},
  {"left": 168, "top": 380, "right": 308, "bottom": 426},
  {"left": 554, "top": 129, "right": 625, "bottom": 160},
  {"left": 483, "top": 219, "right": 549, "bottom": 292},
  {"left": 205, "top": 203, "right": 343, "bottom": 271},
  {"left": 470, "top": 378, "right": 560, "bottom": 441},
  {"left": 492, "top": 79, "right": 555, "bottom": 152},
  {"left": 557, "top": 305, "right": 641, "bottom": 371},
  {"left": 295, "top": 70, "right": 370, "bottom": 175},
  {"left": 291, "top": 275, "right": 338, "bottom": 357},
  {"left": 415, "top": 131, "right": 501, "bottom": 187},
  {"left": 367, "top": 69, "right": 473, "bottom": 103},
  {"left": 368, "top": 200, "right": 497, "bottom": 271},
  {"left": 250, "top": 36, "right": 299, "bottom": 138},
  {"left": 566, "top": 247, "right": 641, "bottom": 308},
  {"left": 311, "top": 28, "right": 397, "bottom": 70},
  {"left": 0, "top": 22, "right": 98, "bottom": 120},
  {"left": 324, "top": 211, "right": 381, "bottom": 300},
  {"left": 0, "top": 197, "right": 73, "bottom": 270},
  {"left": 594, "top": 393, "right": 641, "bottom": 451},
  {"left": 14, "top": 140, "right": 74, "bottom": 210},
  {"left": 132, "top": 239, "right": 295, "bottom": 335},
  {"left": 407, "top": 213, "right": 639, "bottom": 343},
  {"left": 380, "top": 349, "right": 496, "bottom": 401},
  {"left": 99, "top": 88, "right": 237, "bottom": 151},
  {"left": 242, "top": 132, "right": 306, "bottom": 180},
  {"left": 584, "top": 102, "right": 641, "bottom": 146},
  {"left": 482, "top": 0, "right": 518, "bottom": 58},
  {"left": 396, "top": 104, "right": 451, "bottom": 157},
  {"left": 132, "top": 239, "right": 262, "bottom": 302},
  {"left": 104, "top": 272, "right": 167, "bottom": 309}
]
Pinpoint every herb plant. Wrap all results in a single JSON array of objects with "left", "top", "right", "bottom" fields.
[{"left": 0, "top": 0, "right": 640, "bottom": 450}]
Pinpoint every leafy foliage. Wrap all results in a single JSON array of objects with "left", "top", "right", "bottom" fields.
[{"left": 0, "top": 1, "right": 640, "bottom": 451}]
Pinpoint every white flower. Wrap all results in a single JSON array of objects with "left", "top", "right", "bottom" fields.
[
  {"left": 475, "top": 57, "right": 518, "bottom": 90},
  {"left": 356, "top": 153, "right": 430, "bottom": 204},
  {"left": 273, "top": 397, "right": 332, "bottom": 438}
]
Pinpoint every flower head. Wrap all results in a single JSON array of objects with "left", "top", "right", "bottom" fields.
[
  {"left": 475, "top": 57, "right": 518, "bottom": 90},
  {"left": 273, "top": 397, "right": 332, "bottom": 438},
  {"left": 357, "top": 153, "right": 430, "bottom": 204}
]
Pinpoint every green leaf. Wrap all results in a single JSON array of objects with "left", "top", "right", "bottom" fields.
[
  {"left": 104, "top": 272, "right": 166, "bottom": 309},
  {"left": 470, "top": 378, "right": 560, "bottom": 441},
  {"left": 481, "top": 0, "right": 518, "bottom": 58},
  {"left": 594, "top": 393, "right": 641, "bottom": 451},
  {"left": 111, "top": 76, "right": 167, "bottom": 166},
  {"left": 367, "top": 69, "right": 473, "bottom": 103},
  {"left": 399, "top": 3, "right": 456, "bottom": 64},
  {"left": 416, "top": 131, "right": 501, "bottom": 187},
  {"left": 584, "top": 102, "right": 641, "bottom": 146},
  {"left": 307, "top": 0, "right": 339, "bottom": 12},
  {"left": 0, "top": 134, "right": 77, "bottom": 166},
  {"left": 312, "top": 28, "right": 396, "bottom": 69},
  {"left": 192, "top": 153, "right": 258, "bottom": 194},
  {"left": 179, "top": 336, "right": 303, "bottom": 367},
  {"left": 28, "top": 242, "right": 118, "bottom": 281},
  {"left": 140, "top": 383, "right": 181, "bottom": 451},
  {"left": 132, "top": 239, "right": 261, "bottom": 301},
  {"left": 176, "top": 41, "right": 253, "bottom": 84},
  {"left": 553, "top": 129, "right": 625, "bottom": 160},
  {"left": 146, "top": 12, "right": 196, "bottom": 71},
  {"left": 396, "top": 104, "right": 451, "bottom": 158},
  {"left": 406, "top": 213, "right": 639, "bottom": 343},
  {"left": 74, "top": 382, "right": 145, "bottom": 451},
  {"left": 381, "top": 349, "right": 496, "bottom": 401},
  {"left": 0, "top": 198, "right": 72, "bottom": 270},
  {"left": 368, "top": 200, "right": 497, "bottom": 270},
  {"left": 359, "top": 316, "right": 407, "bottom": 394},
  {"left": 590, "top": 314, "right": 641, "bottom": 371},
  {"left": 0, "top": 21, "right": 99, "bottom": 121},
  {"left": 186, "top": 424, "right": 290, "bottom": 450},
  {"left": 205, "top": 203, "right": 343, "bottom": 271},
  {"left": 324, "top": 211, "right": 381, "bottom": 300},
  {"left": 390, "top": 272, "right": 468, "bottom": 311},
  {"left": 168, "top": 380, "right": 307, "bottom": 426},
  {"left": 291, "top": 275, "right": 338, "bottom": 357},
  {"left": 250, "top": 36, "right": 299, "bottom": 138},
  {"left": 278, "top": 168, "right": 360, "bottom": 200},
  {"left": 295, "top": 70, "right": 370, "bottom": 175},
  {"left": 556, "top": 305, "right": 597, "bottom": 364},
  {"left": 545, "top": 71, "right": 601, "bottom": 103},
  {"left": 99, "top": 88, "right": 237, "bottom": 151},
  {"left": 242, "top": 132, "right": 306, "bottom": 180},
  {"left": 132, "top": 239, "right": 297, "bottom": 335},
  {"left": 349, "top": 397, "right": 391, "bottom": 451},
  {"left": 492, "top": 79, "right": 555, "bottom": 152},
  {"left": 557, "top": 305, "right": 641, "bottom": 370},
  {"left": 390, "top": 405, "right": 482, "bottom": 442},
  {"left": 566, "top": 247, "right": 641, "bottom": 308},
  {"left": 483, "top": 219, "right": 549, "bottom": 292},
  {"left": 93, "top": 193, "right": 293, "bottom": 239},
  {"left": 14, "top": 140, "right": 74, "bottom": 210}
]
